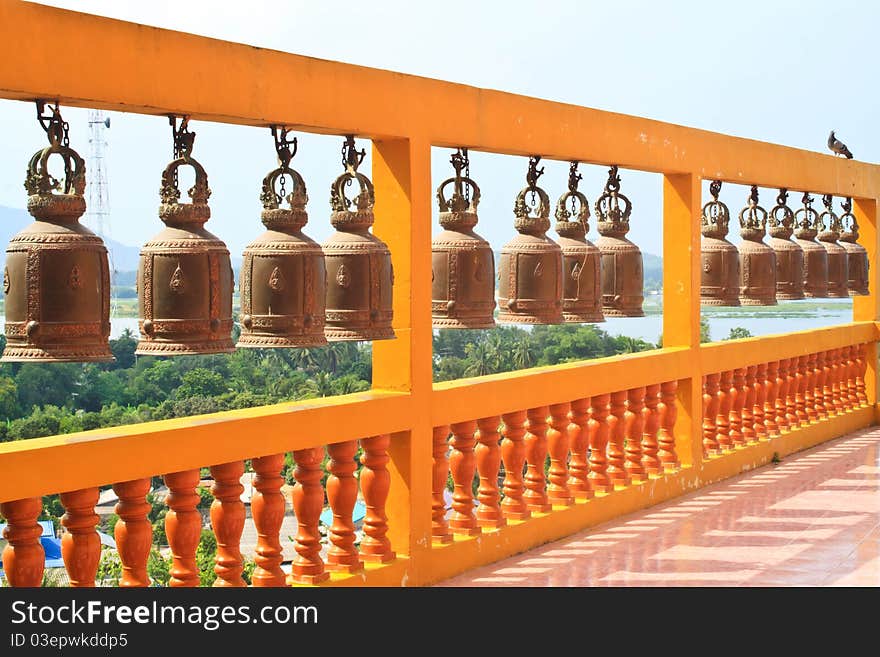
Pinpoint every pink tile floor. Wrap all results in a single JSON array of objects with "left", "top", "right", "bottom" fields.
[{"left": 437, "top": 427, "right": 880, "bottom": 587}]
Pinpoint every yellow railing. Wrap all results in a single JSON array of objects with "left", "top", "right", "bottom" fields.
[{"left": 0, "top": 0, "right": 878, "bottom": 587}]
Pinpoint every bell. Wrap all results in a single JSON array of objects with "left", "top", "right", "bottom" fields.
[
  {"left": 838, "top": 197, "right": 869, "bottom": 296},
  {"left": 2, "top": 102, "right": 112, "bottom": 362},
  {"left": 594, "top": 166, "right": 644, "bottom": 317},
  {"left": 238, "top": 128, "right": 327, "bottom": 348},
  {"left": 554, "top": 162, "right": 603, "bottom": 322},
  {"left": 136, "top": 117, "right": 234, "bottom": 355},
  {"left": 737, "top": 186, "right": 776, "bottom": 305},
  {"left": 817, "top": 194, "right": 849, "bottom": 298},
  {"left": 766, "top": 188, "right": 805, "bottom": 300},
  {"left": 794, "top": 192, "right": 828, "bottom": 298},
  {"left": 322, "top": 136, "right": 394, "bottom": 341},
  {"left": 700, "top": 180, "right": 740, "bottom": 306},
  {"left": 498, "top": 156, "right": 563, "bottom": 324},
  {"left": 431, "top": 148, "right": 495, "bottom": 329}
]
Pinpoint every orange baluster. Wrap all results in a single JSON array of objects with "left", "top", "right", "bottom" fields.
[
  {"left": 857, "top": 344, "right": 868, "bottom": 405},
  {"left": 642, "top": 383, "right": 661, "bottom": 475},
  {"left": 784, "top": 357, "right": 799, "bottom": 428},
  {"left": 820, "top": 351, "right": 833, "bottom": 417},
  {"left": 524, "top": 406, "right": 552, "bottom": 512},
  {"left": 164, "top": 469, "right": 201, "bottom": 588},
  {"left": 837, "top": 347, "right": 851, "bottom": 411},
  {"left": 588, "top": 393, "right": 614, "bottom": 491},
  {"left": 657, "top": 382, "right": 679, "bottom": 471},
  {"left": 828, "top": 349, "right": 841, "bottom": 413},
  {"left": 359, "top": 434, "right": 396, "bottom": 563},
  {"left": 59, "top": 488, "right": 100, "bottom": 587},
  {"left": 775, "top": 359, "right": 790, "bottom": 433},
  {"left": 288, "top": 447, "right": 329, "bottom": 584},
  {"left": 113, "top": 478, "right": 152, "bottom": 587},
  {"left": 812, "top": 352, "right": 827, "bottom": 419},
  {"left": 729, "top": 368, "right": 746, "bottom": 447},
  {"left": 742, "top": 366, "right": 756, "bottom": 442},
  {"left": 845, "top": 345, "right": 859, "bottom": 408},
  {"left": 0, "top": 498, "right": 44, "bottom": 587},
  {"left": 210, "top": 461, "right": 246, "bottom": 587},
  {"left": 607, "top": 391, "right": 630, "bottom": 486},
  {"left": 703, "top": 374, "right": 720, "bottom": 455},
  {"left": 567, "top": 398, "right": 593, "bottom": 498},
  {"left": 500, "top": 411, "right": 530, "bottom": 520},
  {"left": 448, "top": 420, "right": 480, "bottom": 535},
  {"left": 431, "top": 425, "right": 453, "bottom": 543},
  {"left": 764, "top": 361, "right": 779, "bottom": 437},
  {"left": 475, "top": 416, "right": 506, "bottom": 527},
  {"left": 716, "top": 372, "right": 732, "bottom": 451},
  {"left": 547, "top": 404, "right": 573, "bottom": 507},
  {"left": 796, "top": 355, "right": 810, "bottom": 425},
  {"left": 325, "top": 442, "right": 363, "bottom": 574},
  {"left": 625, "top": 387, "right": 646, "bottom": 481},
  {"left": 251, "top": 454, "right": 288, "bottom": 584},
  {"left": 753, "top": 363, "right": 767, "bottom": 440}
]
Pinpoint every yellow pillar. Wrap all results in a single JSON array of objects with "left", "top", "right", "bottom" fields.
[
  {"left": 662, "top": 173, "right": 704, "bottom": 469},
  {"left": 371, "top": 137, "right": 434, "bottom": 584},
  {"left": 852, "top": 198, "right": 879, "bottom": 416}
]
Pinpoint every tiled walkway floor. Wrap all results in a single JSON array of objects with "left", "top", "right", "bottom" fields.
[{"left": 437, "top": 427, "right": 880, "bottom": 587}]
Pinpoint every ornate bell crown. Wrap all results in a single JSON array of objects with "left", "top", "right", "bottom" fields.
[
  {"left": 512, "top": 155, "right": 551, "bottom": 235},
  {"left": 260, "top": 126, "right": 309, "bottom": 231},
  {"left": 818, "top": 194, "right": 841, "bottom": 241},
  {"left": 595, "top": 165, "right": 632, "bottom": 237},
  {"left": 159, "top": 116, "right": 211, "bottom": 226},
  {"left": 739, "top": 185, "right": 768, "bottom": 240},
  {"left": 329, "top": 135, "right": 375, "bottom": 231},
  {"left": 701, "top": 180, "right": 730, "bottom": 238},
  {"left": 555, "top": 161, "right": 590, "bottom": 239},
  {"left": 794, "top": 191, "right": 821, "bottom": 239},
  {"left": 436, "top": 147, "right": 481, "bottom": 230},
  {"left": 768, "top": 188, "right": 795, "bottom": 239},
  {"left": 839, "top": 197, "right": 859, "bottom": 242}
]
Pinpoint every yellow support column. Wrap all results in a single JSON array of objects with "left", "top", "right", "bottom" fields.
[
  {"left": 853, "top": 198, "right": 879, "bottom": 417},
  {"left": 371, "top": 137, "right": 434, "bottom": 585},
  {"left": 662, "top": 173, "right": 704, "bottom": 469}
]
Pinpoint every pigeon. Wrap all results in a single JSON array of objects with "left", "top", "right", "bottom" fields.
[{"left": 828, "top": 131, "right": 854, "bottom": 159}]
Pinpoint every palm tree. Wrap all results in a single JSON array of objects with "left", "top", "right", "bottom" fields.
[
  {"left": 464, "top": 342, "right": 495, "bottom": 377},
  {"left": 511, "top": 337, "right": 534, "bottom": 369}
]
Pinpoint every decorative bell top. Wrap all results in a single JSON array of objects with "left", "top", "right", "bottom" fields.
[
  {"left": 159, "top": 117, "right": 211, "bottom": 227},
  {"left": 768, "top": 188, "right": 795, "bottom": 239},
  {"left": 437, "top": 148, "right": 481, "bottom": 231},
  {"left": 260, "top": 127, "right": 309, "bottom": 230},
  {"left": 794, "top": 192, "right": 820, "bottom": 240},
  {"left": 595, "top": 165, "right": 632, "bottom": 238},
  {"left": 701, "top": 180, "right": 730, "bottom": 239},
  {"left": 330, "top": 135, "right": 375, "bottom": 231},
  {"left": 555, "top": 162, "right": 589, "bottom": 239},
  {"left": 739, "top": 185, "right": 767, "bottom": 240},
  {"left": 513, "top": 156, "right": 550, "bottom": 235},
  {"left": 818, "top": 194, "right": 841, "bottom": 242},
  {"left": 25, "top": 102, "right": 86, "bottom": 223},
  {"left": 839, "top": 197, "right": 859, "bottom": 243}
]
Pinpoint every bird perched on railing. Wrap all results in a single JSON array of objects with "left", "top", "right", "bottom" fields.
[{"left": 828, "top": 131, "right": 854, "bottom": 159}]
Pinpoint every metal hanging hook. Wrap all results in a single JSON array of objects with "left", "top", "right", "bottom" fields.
[
  {"left": 526, "top": 155, "right": 544, "bottom": 188},
  {"left": 710, "top": 179, "right": 722, "bottom": 201},
  {"left": 822, "top": 193, "right": 833, "bottom": 210},
  {"left": 36, "top": 100, "right": 68, "bottom": 147},
  {"left": 605, "top": 165, "right": 621, "bottom": 193},
  {"left": 270, "top": 126, "right": 297, "bottom": 168},
  {"left": 341, "top": 135, "right": 365, "bottom": 173},
  {"left": 567, "top": 161, "right": 582, "bottom": 193},
  {"left": 842, "top": 196, "right": 853, "bottom": 214},
  {"left": 777, "top": 187, "right": 788, "bottom": 206},
  {"left": 749, "top": 185, "right": 759, "bottom": 206},
  {"left": 169, "top": 115, "right": 195, "bottom": 160}
]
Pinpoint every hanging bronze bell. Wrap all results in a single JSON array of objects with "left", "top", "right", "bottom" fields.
[
  {"left": 838, "top": 197, "right": 869, "bottom": 296},
  {"left": 497, "top": 156, "right": 563, "bottom": 324},
  {"left": 322, "top": 136, "right": 394, "bottom": 341},
  {"left": 238, "top": 128, "right": 327, "bottom": 348},
  {"left": 594, "top": 166, "right": 644, "bottom": 317},
  {"left": 737, "top": 186, "right": 776, "bottom": 305},
  {"left": 794, "top": 192, "right": 828, "bottom": 298},
  {"left": 2, "top": 102, "right": 112, "bottom": 362},
  {"left": 817, "top": 194, "right": 849, "bottom": 298},
  {"left": 431, "top": 148, "right": 495, "bottom": 329},
  {"left": 700, "top": 180, "right": 740, "bottom": 306},
  {"left": 554, "top": 162, "right": 603, "bottom": 322},
  {"left": 767, "top": 188, "right": 805, "bottom": 300},
  {"left": 136, "top": 117, "right": 234, "bottom": 355}
]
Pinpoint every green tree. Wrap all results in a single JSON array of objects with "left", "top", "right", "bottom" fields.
[
  {"left": 700, "top": 317, "right": 711, "bottom": 343},
  {"left": 0, "top": 376, "right": 19, "bottom": 420},
  {"left": 725, "top": 326, "right": 753, "bottom": 340},
  {"left": 175, "top": 368, "right": 228, "bottom": 399}
]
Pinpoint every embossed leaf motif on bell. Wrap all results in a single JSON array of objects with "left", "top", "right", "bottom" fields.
[
  {"left": 497, "top": 156, "right": 563, "bottom": 324},
  {"left": 737, "top": 185, "right": 776, "bottom": 305},
  {"left": 238, "top": 127, "right": 327, "bottom": 348},
  {"left": 767, "top": 188, "right": 804, "bottom": 300},
  {"left": 136, "top": 117, "right": 234, "bottom": 355},
  {"left": 431, "top": 148, "right": 495, "bottom": 329},
  {"left": 2, "top": 102, "right": 112, "bottom": 362},
  {"left": 817, "top": 194, "right": 849, "bottom": 298},
  {"left": 794, "top": 192, "right": 828, "bottom": 298},
  {"left": 321, "top": 136, "right": 394, "bottom": 342},
  {"left": 554, "top": 162, "right": 603, "bottom": 322},
  {"left": 594, "top": 166, "right": 644, "bottom": 317},
  {"left": 700, "top": 180, "right": 740, "bottom": 306},
  {"left": 838, "top": 197, "right": 869, "bottom": 296}
]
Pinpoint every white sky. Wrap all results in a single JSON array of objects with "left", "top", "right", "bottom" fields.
[{"left": 1, "top": 0, "right": 875, "bottom": 257}]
